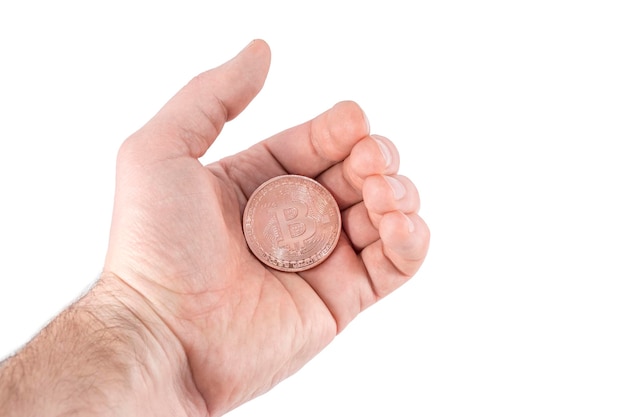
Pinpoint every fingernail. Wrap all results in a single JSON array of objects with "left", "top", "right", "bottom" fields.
[
  {"left": 385, "top": 176, "right": 406, "bottom": 200},
  {"left": 373, "top": 135, "right": 392, "bottom": 168},
  {"left": 404, "top": 213, "right": 416, "bottom": 233},
  {"left": 363, "top": 111, "right": 370, "bottom": 134}
]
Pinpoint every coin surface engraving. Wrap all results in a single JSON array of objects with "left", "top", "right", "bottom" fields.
[{"left": 243, "top": 175, "right": 341, "bottom": 272}]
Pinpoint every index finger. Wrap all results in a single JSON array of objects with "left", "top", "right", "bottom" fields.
[{"left": 262, "top": 101, "right": 370, "bottom": 178}]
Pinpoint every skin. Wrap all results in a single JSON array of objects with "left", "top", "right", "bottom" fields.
[{"left": 0, "top": 40, "right": 429, "bottom": 417}]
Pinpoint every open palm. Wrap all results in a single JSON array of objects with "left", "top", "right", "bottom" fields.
[{"left": 103, "top": 40, "right": 429, "bottom": 416}]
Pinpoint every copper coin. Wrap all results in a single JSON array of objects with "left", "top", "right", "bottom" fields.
[{"left": 243, "top": 175, "right": 341, "bottom": 272}]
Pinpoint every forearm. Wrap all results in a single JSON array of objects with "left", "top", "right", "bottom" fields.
[{"left": 0, "top": 275, "right": 206, "bottom": 417}]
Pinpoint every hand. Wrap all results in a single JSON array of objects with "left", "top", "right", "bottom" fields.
[{"left": 101, "top": 39, "right": 429, "bottom": 416}]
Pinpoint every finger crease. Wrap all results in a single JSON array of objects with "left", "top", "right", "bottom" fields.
[
  {"left": 260, "top": 142, "right": 290, "bottom": 176},
  {"left": 309, "top": 121, "right": 335, "bottom": 164}
]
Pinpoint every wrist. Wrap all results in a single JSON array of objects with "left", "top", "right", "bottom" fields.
[
  {"left": 0, "top": 273, "right": 207, "bottom": 417},
  {"left": 81, "top": 273, "right": 208, "bottom": 416}
]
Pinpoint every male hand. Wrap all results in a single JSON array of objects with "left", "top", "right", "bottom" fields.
[{"left": 74, "top": 40, "right": 429, "bottom": 416}]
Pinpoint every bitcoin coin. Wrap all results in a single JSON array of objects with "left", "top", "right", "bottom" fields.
[{"left": 243, "top": 175, "right": 341, "bottom": 272}]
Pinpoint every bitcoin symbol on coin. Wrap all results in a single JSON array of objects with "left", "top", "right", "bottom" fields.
[
  {"left": 243, "top": 175, "right": 341, "bottom": 272},
  {"left": 273, "top": 201, "right": 316, "bottom": 251}
]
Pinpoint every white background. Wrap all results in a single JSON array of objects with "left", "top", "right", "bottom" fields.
[{"left": 1, "top": 1, "right": 625, "bottom": 416}]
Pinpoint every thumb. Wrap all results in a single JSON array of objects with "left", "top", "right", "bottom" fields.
[{"left": 131, "top": 39, "right": 271, "bottom": 160}]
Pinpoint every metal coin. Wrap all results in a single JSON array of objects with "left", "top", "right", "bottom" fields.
[{"left": 243, "top": 175, "right": 342, "bottom": 272}]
